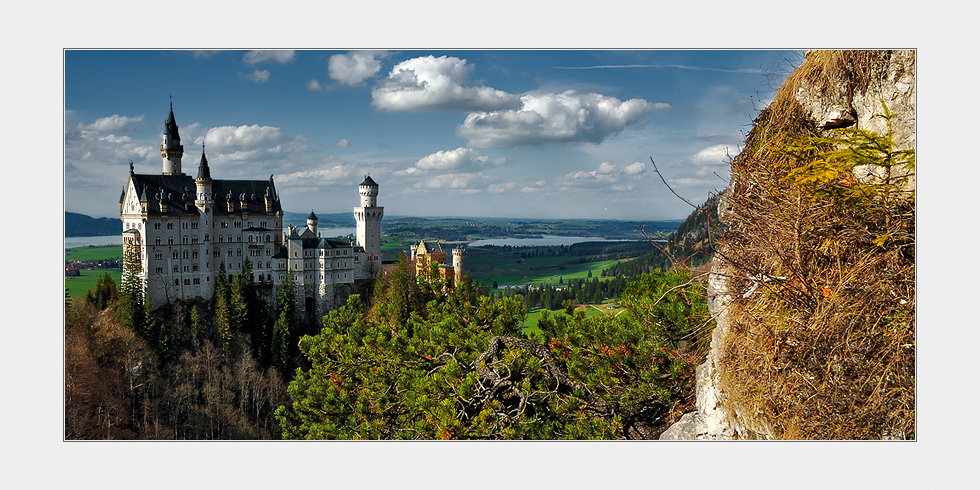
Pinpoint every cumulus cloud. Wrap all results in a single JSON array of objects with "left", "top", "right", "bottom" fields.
[
  {"left": 335, "top": 138, "right": 351, "bottom": 148},
  {"left": 275, "top": 164, "right": 354, "bottom": 186},
  {"left": 412, "top": 172, "right": 490, "bottom": 192},
  {"left": 457, "top": 90, "right": 668, "bottom": 148},
  {"left": 80, "top": 114, "right": 145, "bottom": 132},
  {"left": 197, "top": 124, "right": 309, "bottom": 174},
  {"left": 417, "top": 147, "right": 504, "bottom": 171},
  {"left": 243, "top": 50, "right": 295, "bottom": 65},
  {"left": 329, "top": 51, "right": 386, "bottom": 86},
  {"left": 372, "top": 55, "right": 520, "bottom": 112},
  {"left": 687, "top": 144, "right": 733, "bottom": 167},
  {"left": 624, "top": 161, "right": 646, "bottom": 175},
  {"left": 242, "top": 69, "right": 270, "bottom": 83},
  {"left": 307, "top": 79, "right": 323, "bottom": 91}
]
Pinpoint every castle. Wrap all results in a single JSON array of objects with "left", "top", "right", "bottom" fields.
[
  {"left": 409, "top": 240, "right": 465, "bottom": 288},
  {"left": 119, "top": 104, "right": 384, "bottom": 316}
]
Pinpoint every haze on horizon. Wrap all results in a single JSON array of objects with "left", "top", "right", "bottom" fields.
[{"left": 65, "top": 50, "right": 801, "bottom": 222}]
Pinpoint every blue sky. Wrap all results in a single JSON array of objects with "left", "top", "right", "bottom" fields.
[{"left": 65, "top": 49, "right": 801, "bottom": 221}]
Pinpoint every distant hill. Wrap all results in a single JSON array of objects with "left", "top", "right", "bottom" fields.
[{"left": 65, "top": 212, "right": 120, "bottom": 237}]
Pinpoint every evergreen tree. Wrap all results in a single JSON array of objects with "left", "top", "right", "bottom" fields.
[{"left": 214, "top": 262, "right": 233, "bottom": 346}]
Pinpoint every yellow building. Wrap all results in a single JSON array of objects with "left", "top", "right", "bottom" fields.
[{"left": 409, "top": 240, "right": 465, "bottom": 287}]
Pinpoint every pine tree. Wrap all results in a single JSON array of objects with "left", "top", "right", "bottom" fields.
[{"left": 214, "top": 262, "right": 233, "bottom": 345}]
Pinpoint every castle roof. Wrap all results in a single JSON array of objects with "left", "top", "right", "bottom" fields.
[
  {"left": 308, "top": 210, "right": 318, "bottom": 221},
  {"left": 196, "top": 149, "right": 212, "bottom": 181},
  {"left": 128, "top": 173, "right": 281, "bottom": 216},
  {"left": 163, "top": 104, "right": 180, "bottom": 140},
  {"left": 360, "top": 175, "right": 378, "bottom": 187}
]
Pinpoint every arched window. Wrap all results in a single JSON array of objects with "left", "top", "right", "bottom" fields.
[
  {"left": 173, "top": 251, "right": 179, "bottom": 259},
  {"left": 154, "top": 251, "right": 162, "bottom": 260},
  {"left": 248, "top": 235, "right": 253, "bottom": 243},
  {"left": 183, "top": 250, "right": 189, "bottom": 259}
]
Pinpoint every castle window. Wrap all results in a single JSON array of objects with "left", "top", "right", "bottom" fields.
[
  {"left": 192, "top": 236, "right": 199, "bottom": 244},
  {"left": 173, "top": 265, "right": 178, "bottom": 272},
  {"left": 168, "top": 237, "right": 174, "bottom": 245},
  {"left": 167, "top": 223, "right": 174, "bottom": 229},
  {"left": 173, "top": 251, "right": 179, "bottom": 259},
  {"left": 183, "top": 236, "right": 189, "bottom": 245},
  {"left": 191, "top": 223, "right": 198, "bottom": 229},
  {"left": 154, "top": 223, "right": 161, "bottom": 230},
  {"left": 237, "top": 249, "right": 242, "bottom": 256},
  {"left": 227, "top": 249, "right": 232, "bottom": 256},
  {"left": 175, "top": 279, "right": 179, "bottom": 285},
  {"left": 155, "top": 267, "right": 163, "bottom": 274},
  {"left": 184, "top": 279, "right": 190, "bottom": 285},
  {"left": 248, "top": 235, "right": 253, "bottom": 243},
  {"left": 218, "top": 236, "right": 223, "bottom": 243},
  {"left": 266, "top": 248, "right": 271, "bottom": 256},
  {"left": 235, "top": 222, "right": 242, "bottom": 228},
  {"left": 155, "top": 238, "right": 161, "bottom": 245},
  {"left": 221, "top": 221, "right": 228, "bottom": 228},
  {"left": 213, "top": 250, "right": 220, "bottom": 257},
  {"left": 192, "top": 250, "right": 199, "bottom": 258},
  {"left": 193, "top": 278, "right": 200, "bottom": 284},
  {"left": 205, "top": 234, "right": 209, "bottom": 242},
  {"left": 183, "top": 223, "right": 188, "bottom": 229},
  {"left": 155, "top": 251, "right": 162, "bottom": 260},
  {"left": 193, "top": 264, "right": 199, "bottom": 272},
  {"left": 183, "top": 251, "right": 189, "bottom": 259}
]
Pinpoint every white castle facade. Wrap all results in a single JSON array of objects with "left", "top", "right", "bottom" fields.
[{"left": 119, "top": 104, "right": 384, "bottom": 316}]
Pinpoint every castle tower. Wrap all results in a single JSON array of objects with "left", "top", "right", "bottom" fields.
[
  {"left": 354, "top": 175, "right": 383, "bottom": 263},
  {"left": 194, "top": 146, "right": 213, "bottom": 212},
  {"left": 452, "top": 246, "right": 465, "bottom": 285},
  {"left": 161, "top": 101, "right": 184, "bottom": 175},
  {"left": 307, "top": 210, "right": 318, "bottom": 236}
]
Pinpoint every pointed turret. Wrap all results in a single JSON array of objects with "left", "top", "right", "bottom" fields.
[
  {"left": 160, "top": 100, "right": 184, "bottom": 175},
  {"left": 307, "top": 210, "right": 318, "bottom": 236},
  {"left": 194, "top": 145, "right": 213, "bottom": 211}
]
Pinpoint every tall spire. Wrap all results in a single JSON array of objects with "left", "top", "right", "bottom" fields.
[
  {"left": 161, "top": 99, "right": 184, "bottom": 174},
  {"left": 196, "top": 144, "right": 212, "bottom": 181}
]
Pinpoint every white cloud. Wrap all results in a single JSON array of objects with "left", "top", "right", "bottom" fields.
[
  {"left": 624, "top": 161, "right": 647, "bottom": 175},
  {"left": 276, "top": 164, "right": 354, "bottom": 186},
  {"left": 329, "top": 51, "right": 386, "bottom": 86},
  {"left": 372, "top": 55, "right": 520, "bottom": 112},
  {"left": 242, "top": 69, "right": 270, "bottom": 83},
  {"left": 412, "top": 172, "right": 490, "bottom": 190},
  {"left": 307, "top": 79, "right": 323, "bottom": 91},
  {"left": 414, "top": 147, "right": 504, "bottom": 171},
  {"left": 688, "top": 144, "right": 733, "bottom": 166},
  {"left": 81, "top": 114, "right": 145, "bottom": 132},
  {"left": 335, "top": 138, "right": 351, "bottom": 148},
  {"left": 243, "top": 50, "right": 295, "bottom": 65},
  {"left": 457, "top": 90, "right": 668, "bottom": 148},
  {"left": 597, "top": 161, "right": 617, "bottom": 174}
]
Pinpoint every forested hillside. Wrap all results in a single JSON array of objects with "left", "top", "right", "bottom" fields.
[{"left": 66, "top": 247, "right": 712, "bottom": 439}]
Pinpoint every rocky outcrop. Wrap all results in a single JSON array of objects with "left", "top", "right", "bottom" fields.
[{"left": 661, "top": 50, "right": 915, "bottom": 440}]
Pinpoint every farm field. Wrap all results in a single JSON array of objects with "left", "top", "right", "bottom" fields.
[
  {"left": 66, "top": 245, "right": 123, "bottom": 262},
  {"left": 468, "top": 251, "right": 623, "bottom": 287},
  {"left": 523, "top": 301, "right": 625, "bottom": 329},
  {"left": 66, "top": 269, "right": 121, "bottom": 299},
  {"left": 65, "top": 245, "right": 124, "bottom": 299}
]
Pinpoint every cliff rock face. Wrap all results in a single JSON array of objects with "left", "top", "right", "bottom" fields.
[{"left": 660, "top": 50, "right": 915, "bottom": 440}]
